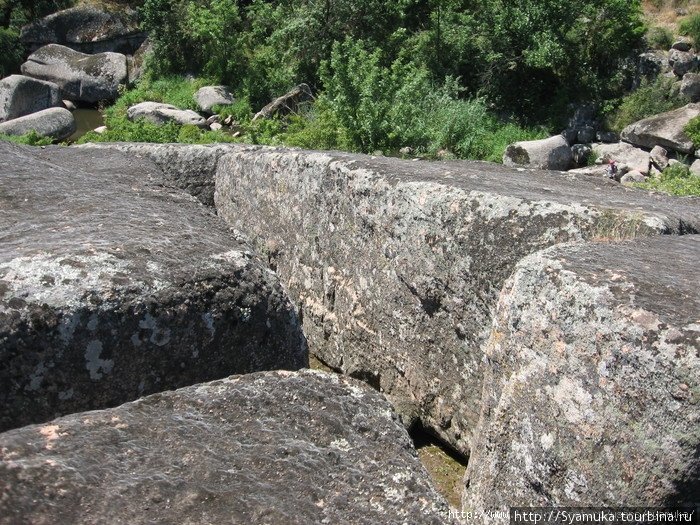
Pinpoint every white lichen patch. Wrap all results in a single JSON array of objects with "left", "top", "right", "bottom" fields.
[
  {"left": 546, "top": 377, "right": 594, "bottom": 426},
  {"left": 85, "top": 340, "right": 114, "bottom": 380}
]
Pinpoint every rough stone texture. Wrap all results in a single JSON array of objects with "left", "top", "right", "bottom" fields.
[
  {"left": 672, "top": 38, "right": 693, "bottom": 52},
  {"left": 0, "top": 369, "right": 455, "bottom": 525},
  {"left": 503, "top": 135, "right": 573, "bottom": 171},
  {"left": 464, "top": 237, "right": 700, "bottom": 518},
  {"left": 669, "top": 48, "right": 698, "bottom": 77},
  {"left": 0, "top": 107, "right": 75, "bottom": 141},
  {"left": 126, "top": 38, "right": 152, "bottom": 85},
  {"left": 650, "top": 145, "right": 669, "bottom": 170},
  {"left": 620, "top": 170, "right": 646, "bottom": 184},
  {"left": 691, "top": 158, "right": 700, "bottom": 176},
  {"left": 595, "top": 131, "right": 618, "bottom": 143},
  {"left": 214, "top": 146, "right": 700, "bottom": 456},
  {"left": 75, "top": 142, "right": 249, "bottom": 206},
  {"left": 571, "top": 143, "right": 592, "bottom": 167},
  {"left": 20, "top": 5, "right": 146, "bottom": 55},
  {"left": 253, "top": 83, "right": 313, "bottom": 121},
  {"left": 621, "top": 103, "right": 700, "bottom": 154},
  {"left": 592, "top": 142, "right": 651, "bottom": 174},
  {"left": 127, "top": 101, "right": 207, "bottom": 128},
  {"left": 0, "top": 75, "right": 61, "bottom": 122},
  {"left": 21, "top": 44, "right": 127, "bottom": 103},
  {"left": 0, "top": 142, "right": 307, "bottom": 432},
  {"left": 681, "top": 72, "right": 700, "bottom": 102},
  {"left": 194, "top": 85, "right": 235, "bottom": 114}
]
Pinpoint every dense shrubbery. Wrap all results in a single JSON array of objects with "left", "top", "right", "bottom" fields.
[
  {"left": 606, "top": 76, "right": 689, "bottom": 132},
  {"left": 679, "top": 13, "right": 700, "bottom": 47},
  {"left": 685, "top": 115, "right": 700, "bottom": 149},
  {"left": 635, "top": 163, "right": 700, "bottom": 196},
  {"left": 0, "top": 130, "right": 53, "bottom": 145}
]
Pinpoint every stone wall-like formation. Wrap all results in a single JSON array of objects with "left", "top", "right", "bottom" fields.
[
  {"left": 213, "top": 146, "right": 700, "bottom": 456},
  {"left": 0, "top": 143, "right": 307, "bottom": 432}
]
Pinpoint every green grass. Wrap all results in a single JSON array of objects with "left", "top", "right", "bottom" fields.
[
  {"left": 684, "top": 115, "right": 700, "bottom": 149},
  {"left": 0, "top": 131, "right": 54, "bottom": 146},
  {"left": 634, "top": 163, "right": 700, "bottom": 196}
]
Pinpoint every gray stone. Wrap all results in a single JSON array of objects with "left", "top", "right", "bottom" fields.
[
  {"left": 650, "top": 145, "right": 669, "bottom": 170},
  {"left": 0, "top": 107, "right": 75, "bottom": 141},
  {"left": 592, "top": 142, "right": 651, "bottom": 174},
  {"left": 464, "top": 237, "right": 700, "bottom": 514},
  {"left": 680, "top": 72, "right": 700, "bottom": 102},
  {"left": 620, "top": 170, "right": 646, "bottom": 184},
  {"left": 210, "top": 122, "right": 223, "bottom": 131},
  {"left": 20, "top": 5, "right": 146, "bottom": 55},
  {"left": 75, "top": 142, "right": 247, "bottom": 206},
  {"left": 576, "top": 126, "right": 596, "bottom": 144},
  {"left": 253, "top": 83, "right": 313, "bottom": 121},
  {"left": 194, "top": 85, "right": 235, "bottom": 114},
  {"left": 561, "top": 128, "right": 578, "bottom": 145},
  {"left": 595, "top": 130, "right": 618, "bottom": 143},
  {"left": 62, "top": 99, "right": 76, "bottom": 111},
  {"left": 503, "top": 135, "right": 573, "bottom": 170},
  {"left": 92, "top": 125, "right": 107, "bottom": 134},
  {"left": 127, "top": 101, "right": 207, "bottom": 128},
  {"left": 621, "top": 103, "right": 700, "bottom": 154},
  {"left": 127, "top": 38, "right": 152, "bottom": 85},
  {"left": 669, "top": 48, "right": 698, "bottom": 77},
  {"left": 571, "top": 143, "right": 592, "bottom": 167},
  {"left": 691, "top": 158, "right": 700, "bottom": 176},
  {"left": 635, "top": 52, "right": 670, "bottom": 85},
  {"left": 214, "top": 146, "right": 700, "bottom": 456},
  {"left": 21, "top": 44, "right": 127, "bottom": 103},
  {"left": 0, "top": 142, "right": 307, "bottom": 432},
  {"left": 0, "top": 75, "right": 61, "bottom": 122},
  {"left": 671, "top": 37, "right": 693, "bottom": 52},
  {"left": 0, "top": 370, "right": 454, "bottom": 525}
]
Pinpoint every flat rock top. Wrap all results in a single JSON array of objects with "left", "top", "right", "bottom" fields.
[
  {"left": 0, "top": 370, "right": 453, "bottom": 525},
  {"left": 231, "top": 147, "right": 700, "bottom": 230},
  {"left": 0, "top": 142, "right": 248, "bottom": 309},
  {"left": 553, "top": 235, "right": 700, "bottom": 327}
]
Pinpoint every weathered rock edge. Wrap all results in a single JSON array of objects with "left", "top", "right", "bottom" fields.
[
  {"left": 0, "top": 369, "right": 456, "bottom": 525},
  {"left": 0, "top": 142, "right": 307, "bottom": 432},
  {"left": 75, "top": 142, "right": 252, "bottom": 206},
  {"left": 464, "top": 236, "right": 700, "bottom": 519},
  {"left": 213, "top": 146, "right": 700, "bottom": 456}
]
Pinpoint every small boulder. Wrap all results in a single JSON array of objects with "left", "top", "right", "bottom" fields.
[
  {"left": 636, "top": 51, "right": 670, "bottom": 82},
  {"left": 592, "top": 142, "right": 650, "bottom": 174},
  {"left": 595, "top": 130, "right": 619, "bottom": 143},
  {"left": 680, "top": 72, "right": 700, "bottom": 102},
  {"left": 671, "top": 38, "right": 693, "bottom": 52},
  {"left": 210, "top": 122, "right": 222, "bottom": 131},
  {"left": 650, "top": 145, "right": 669, "bottom": 170},
  {"left": 253, "top": 83, "right": 313, "bottom": 121},
  {"left": 93, "top": 125, "right": 107, "bottom": 134},
  {"left": 503, "top": 135, "right": 573, "bottom": 171},
  {"left": 690, "top": 159, "right": 700, "bottom": 176},
  {"left": 571, "top": 143, "right": 592, "bottom": 167},
  {"left": 669, "top": 48, "right": 698, "bottom": 77},
  {"left": 0, "top": 74, "right": 61, "bottom": 122},
  {"left": 21, "top": 44, "right": 127, "bottom": 103},
  {"left": 194, "top": 85, "right": 235, "bottom": 114},
  {"left": 621, "top": 103, "right": 700, "bottom": 154},
  {"left": 576, "top": 126, "right": 596, "bottom": 144},
  {"left": 620, "top": 170, "right": 646, "bottom": 184},
  {"left": 127, "top": 101, "right": 207, "bottom": 128},
  {"left": 0, "top": 107, "right": 75, "bottom": 140}
]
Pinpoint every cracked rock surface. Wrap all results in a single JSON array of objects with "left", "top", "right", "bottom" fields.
[
  {"left": 0, "top": 369, "right": 455, "bottom": 525},
  {"left": 214, "top": 147, "right": 700, "bottom": 456},
  {"left": 0, "top": 142, "right": 307, "bottom": 432}
]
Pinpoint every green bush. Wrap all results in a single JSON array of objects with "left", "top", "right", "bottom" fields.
[
  {"left": 645, "top": 26, "right": 674, "bottom": 50},
  {"left": 607, "top": 76, "right": 688, "bottom": 132},
  {"left": 679, "top": 13, "right": 700, "bottom": 47},
  {"left": 635, "top": 163, "right": 700, "bottom": 196},
  {"left": 0, "top": 26, "right": 24, "bottom": 77},
  {"left": 685, "top": 115, "right": 700, "bottom": 148}
]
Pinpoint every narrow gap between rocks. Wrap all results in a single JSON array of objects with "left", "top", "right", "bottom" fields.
[{"left": 309, "top": 354, "right": 467, "bottom": 508}]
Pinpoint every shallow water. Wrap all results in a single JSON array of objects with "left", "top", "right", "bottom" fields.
[{"left": 68, "top": 108, "right": 104, "bottom": 143}]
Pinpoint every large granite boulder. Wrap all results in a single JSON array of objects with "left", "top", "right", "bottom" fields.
[
  {"left": 0, "top": 107, "right": 75, "bottom": 141},
  {"left": 0, "top": 74, "right": 61, "bottom": 122},
  {"left": 0, "top": 370, "right": 454, "bottom": 525},
  {"left": 590, "top": 141, "right": 652, "bottom": 174},
  {"left": 253, "top": 83, "right": 313, "bottom": 121},
  {"left": 21, "top": 44, "right": 127, "bottom": 103},
  {"left": 464, "top": 237, "right": 700, "bottom": 516},
  {"left": 127, "top": 101, "right": 207, "bottom": 128},
  {"left": 503, "top": 135, "right": 573, "bottom": 170},
  {"left": 621, "top": 103, "right": 700, "bottom": 154},
  {"left": 194, "top": 85, "right": 235, "bottom": 114},
  {"left": 0, "top": 142, "right": 306, "bottom": 432},
  {"left": 214, "top": 146, "right": 700, "bottom": 456},
  {"left": 20, "top": 5, "right": 146, "bottom": 55}
]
